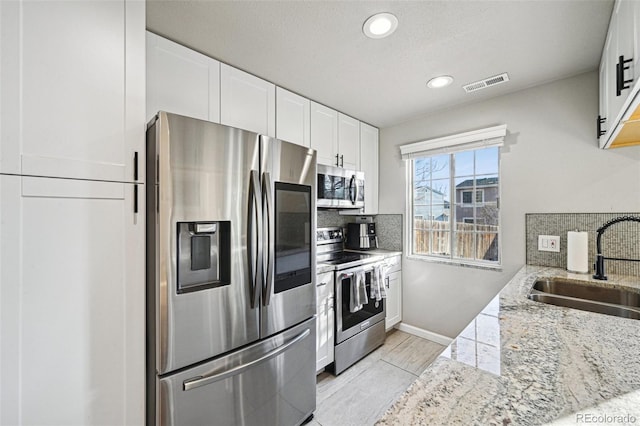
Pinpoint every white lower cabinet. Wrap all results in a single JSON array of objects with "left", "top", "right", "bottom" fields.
[
  {"left": 385, "top": 256, "right": 402, "bottom": 330},
  {"left": 315, "top": 271, "right": 335, "bottom": 372},
  {"left": 0, "top": 175, "right": 145, "bottom": 425}
]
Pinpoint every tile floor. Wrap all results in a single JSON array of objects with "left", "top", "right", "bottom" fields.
[{"left": 310, "top": 330, "right": 446, "bottom": 426}]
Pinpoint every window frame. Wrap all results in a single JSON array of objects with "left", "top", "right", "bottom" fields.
[{"left": 406, "top": 148, "right": 502, "bottom": 269}]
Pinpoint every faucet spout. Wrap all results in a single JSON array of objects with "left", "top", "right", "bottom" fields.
[{"left": 593, "top": 215, "right": 640, "bottom": 280}]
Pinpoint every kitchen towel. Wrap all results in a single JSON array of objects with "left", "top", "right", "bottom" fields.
[
  {"left": 349, "top": 273, "right": 361, "bottom": 313},
  {"left": 357, "top": 271, "right": 368, "bottom": 306},
  {"left": 567, "top": 231, "right": 589, "bottom": 273},
  {"left": 370, "top": 265, "right": 387, "bottom": 301},
  {"left": 349, "top": 271, "right": 368, "bottom": 313}
]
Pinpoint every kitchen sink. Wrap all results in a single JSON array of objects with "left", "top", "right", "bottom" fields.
[{"left": 528, "top": 278, "right": 640, "bottom": 320}]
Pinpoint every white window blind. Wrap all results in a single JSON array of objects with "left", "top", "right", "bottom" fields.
[{"left": 400, "top": 124, "right": 507, "bottom": 159}]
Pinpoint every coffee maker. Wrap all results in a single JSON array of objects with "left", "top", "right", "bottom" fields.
[{"left": 345, "top": 222, "right": 378, "bottom": 250}]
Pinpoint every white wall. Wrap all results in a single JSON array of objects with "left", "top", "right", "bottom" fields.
[{"left": 379, "top": 71, "right": 640, "bottom": 339}]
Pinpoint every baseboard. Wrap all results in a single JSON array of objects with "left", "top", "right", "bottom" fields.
[{"left": 396, "top": 323, "right": 453, "bottom": 346}]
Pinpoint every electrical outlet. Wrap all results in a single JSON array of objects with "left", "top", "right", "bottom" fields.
[{"left": 538, "top": 235, "right": 560, "bottom": 252}]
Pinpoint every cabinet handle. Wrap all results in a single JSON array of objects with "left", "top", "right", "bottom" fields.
[
  {"left": 597, "top": 115, "right": 607, "bottom": 139},
  {"left": 385, "top": 277, "right": 390, "bottom": 289},
  {"left": 340, "top": 155, "right": 344, "bottom": 168},
  {"left": 317, "top": 281, "right": 328, "bottom": 287},
  {"left": 335, "top": 154, "right": 340, "bottom": 167},
  {"left": 134, "top": 151, "right": 139, "bottom": 181},
  {"left": 133, "top": 184, "right": 139, "bottom": 214},
  {"left": 328, "top": 296, "right": 334, "bottom": 311},
  {"left": 616, "top": 55, "right": 633, "bottom": 96}
]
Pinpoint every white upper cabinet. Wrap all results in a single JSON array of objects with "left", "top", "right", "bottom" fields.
[
  {"left": 360, "top": 123, "right": 379, "bottom": 215},
  {"left": 338, "top": 113, "right": 360, "bottom": 170},
  {"left": 608, "top": 1, "right": 635, "bottom": 125},
  {"left": 310, "top": 102, "right": 339, "bottom": 167},
  {"left": 146, "top": 32, "right": 221, "bottom": 124},
  {"left": 220, "top": 64, "right": 276, "bottom": 137},
  {"left": 276, "top": 87, "right": 311, "bottom": 147},
  {"left": 0, "top": 0, "right": 144, "bottom": 183},
  {"left": 598, "top": 0, "right": 640, "bottom": 148},
  {"left": 311, "top": 103, "right": 362, "bottom": 170}
]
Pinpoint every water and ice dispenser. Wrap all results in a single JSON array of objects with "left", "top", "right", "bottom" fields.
[{"left": 177, "top": 221, "right": 230, "bottom": 293}]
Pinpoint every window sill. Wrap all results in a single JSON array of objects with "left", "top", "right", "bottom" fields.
[{"left": 405, "top": 254, "right": 503, "bottom": 272}]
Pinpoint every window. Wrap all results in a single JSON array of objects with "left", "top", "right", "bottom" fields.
[
  {"left": 461, "top": 189, "right": 484, "bottom": 205},
  {"left": 400, "top": 125, "right": 504, "bottom": 267}
]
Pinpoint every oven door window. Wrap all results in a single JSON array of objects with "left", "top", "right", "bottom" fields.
[
  {"left": 274, "top": 182, "right": 312, "bottom": 293},
  {"left": 340, "top": 271, "right": 384, "bottom": 331}
]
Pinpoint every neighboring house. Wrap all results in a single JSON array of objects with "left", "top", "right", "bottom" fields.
[
  {"left": 455, "top": 177, "right": 499, "bottom": 226},
  {"left": 413, "top": 184, "right": 450, "bottom": 221}
]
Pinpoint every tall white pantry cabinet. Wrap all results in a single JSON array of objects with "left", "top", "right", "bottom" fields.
[{"left": 0, "top": 1, "right": 145, "bottom": 425}]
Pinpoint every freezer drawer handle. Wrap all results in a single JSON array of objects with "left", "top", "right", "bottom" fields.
[{"left": 182, "top": 328, "right": 311, "bottom": 392}]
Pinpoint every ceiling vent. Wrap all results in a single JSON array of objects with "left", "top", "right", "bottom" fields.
[{"left": 463, "top": 73, "right": 510, "bottom": 93}]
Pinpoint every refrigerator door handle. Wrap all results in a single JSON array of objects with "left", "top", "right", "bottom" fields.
[
  {"left": 262, "top": 172, "right": 274, "bottom": 306},
  {"left": 182, "top": 328, "right": 311, "bottom": 392},
  {"left": 248, "top": 170, "right": 263, "bottom": 309}
]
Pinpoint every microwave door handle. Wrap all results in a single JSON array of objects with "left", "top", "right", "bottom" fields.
[
  {"left": 353, "top": 175, "right": 360, "bottom": 204},
  {"left": 349, "top": 175, "right": 356, "bottom": 204},
  {"left": 262, "top": 172, "right": 274, "bottom": 306},
  {"left": 248, "top": 170, "right": 263, "bottom": 309}
]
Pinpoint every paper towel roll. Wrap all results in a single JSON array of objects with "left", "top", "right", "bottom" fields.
[{"left": 567, "top": 231, "right": 589, "bottom": 273}]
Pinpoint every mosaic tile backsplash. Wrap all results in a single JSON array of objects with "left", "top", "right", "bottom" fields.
[
  {"left": 526, "top": 213, "right": 640, "bottom": 276},
  {"left": 317, "top": 211, "right": 403, "bottom": 251}
]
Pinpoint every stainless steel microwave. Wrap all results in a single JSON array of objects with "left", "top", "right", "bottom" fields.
[{"left": 317, "top": 164, "right": 364, "bottom": 209}]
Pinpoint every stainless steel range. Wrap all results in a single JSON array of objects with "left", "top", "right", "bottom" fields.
[{"left": 317, "top": 227, "right": 387, "bottom": 375}]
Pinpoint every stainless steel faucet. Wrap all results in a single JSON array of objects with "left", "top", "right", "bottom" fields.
[{"left": 593, "top": 216, "right": 640, "bottom": 280}]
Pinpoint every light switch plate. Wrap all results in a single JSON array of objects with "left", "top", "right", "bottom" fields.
[{"left": 538, "top": 235, "right": 560, "bottom": 252}]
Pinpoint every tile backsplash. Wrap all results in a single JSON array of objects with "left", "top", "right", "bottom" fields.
[
  {"left": 316, "top": 211, "right": 403, "bottom": 251},
  {"left": 526, "top": 213, "right": 640, "bottom": 276}
]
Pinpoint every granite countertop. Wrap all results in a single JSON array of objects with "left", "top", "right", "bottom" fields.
[{"left": 378, "top": 265, "right": 640, "bottom": 425}]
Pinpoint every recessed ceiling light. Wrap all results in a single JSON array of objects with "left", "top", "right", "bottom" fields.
[
  {"left": 427, "top": 75, "right": 454, "bottom": 89},
  {"left": 363, "top": 13, "right": 398, "bottom": 39}
]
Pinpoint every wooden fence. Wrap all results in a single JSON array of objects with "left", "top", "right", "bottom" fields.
[{"left": 413, "top": 219, "right": 498, "bottom": 261}]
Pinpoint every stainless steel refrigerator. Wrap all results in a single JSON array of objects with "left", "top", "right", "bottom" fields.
[{"left": 146, "top": 112, "right": 317, "bottom": 426}]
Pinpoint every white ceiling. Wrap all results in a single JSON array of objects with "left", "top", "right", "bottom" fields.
[{"left": 146, "top": 0, "right": 614, "bottom": 129}]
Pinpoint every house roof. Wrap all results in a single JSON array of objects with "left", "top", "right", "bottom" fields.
[
  {"left": 415, "top": 184, "right": 445, "bottom": 196},
  {"left": 456, "top": 177, "right": 499, "bottom": 188}
]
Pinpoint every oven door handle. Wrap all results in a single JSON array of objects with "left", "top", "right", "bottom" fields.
[{"left": 338, "top": 265, "right": 375, "bottom": 279}]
